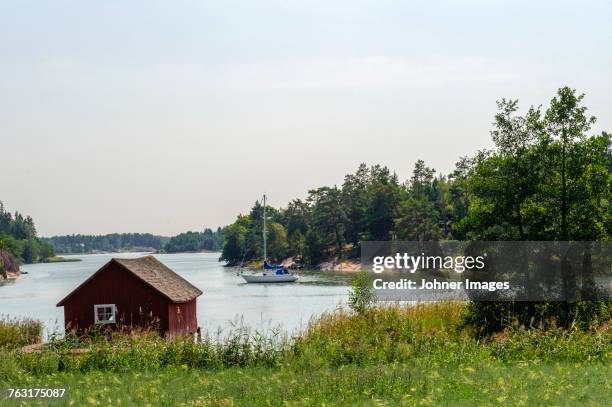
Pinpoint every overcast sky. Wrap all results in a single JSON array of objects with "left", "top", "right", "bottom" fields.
[{"left": 1, "top": 0, "right": 611, "bottom": 236}]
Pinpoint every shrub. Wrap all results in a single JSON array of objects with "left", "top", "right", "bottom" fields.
[
  {"left": 348, "top": 271, "right": 376, "bottom": 314},
  {"left": 461, "top": 300, "right": 612, "bottom": 336}
]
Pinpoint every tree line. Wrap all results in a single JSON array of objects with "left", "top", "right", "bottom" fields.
[
  {"left": 42, "top": 229, "right": 224, "bottom": 255},
  {"left": 163, "top": 229, "right": 224, "bottom": 253},
  {"left": 0, "top": 202, "right": 55, "bottom": 265},
  {"left": 220, "top": 87, "right": 611, "bottom": 266},
  {"left": 41, "top": 233, "right": 170, "bottom": 254}
]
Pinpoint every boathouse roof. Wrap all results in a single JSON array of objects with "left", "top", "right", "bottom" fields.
[{"left": 57, "top": 255, "right": 202, "bottom": 306}]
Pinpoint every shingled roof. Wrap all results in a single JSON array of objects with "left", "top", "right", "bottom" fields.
[{"left": 57, "top": 255, "right": 202, "bottom": 306}]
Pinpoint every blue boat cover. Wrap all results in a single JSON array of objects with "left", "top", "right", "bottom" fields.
[{"left": 264, "top": 261, "right": 282, "bottom": 270}]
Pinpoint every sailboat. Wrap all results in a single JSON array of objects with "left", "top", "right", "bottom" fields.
[{"left": 241, "top": 194, "right": 299, "bottom": 283}]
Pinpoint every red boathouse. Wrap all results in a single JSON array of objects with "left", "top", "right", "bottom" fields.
[{"left": 57, "top": 256, "right": 202, "bottom": 336}]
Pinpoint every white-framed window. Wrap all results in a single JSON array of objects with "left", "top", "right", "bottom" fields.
[{"left": 94, "top": 304, "right": 116, "bottom": 324}]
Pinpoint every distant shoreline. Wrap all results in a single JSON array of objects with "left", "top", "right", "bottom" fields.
[
  {"left": 41, "top": 256, "right": 82, "bottom": 263},
  {"left": 160, "top": 249, "right": 221, "bottom": 254},
  {"left": 53, "top": 250, "right": 221, "bottom": 256}
]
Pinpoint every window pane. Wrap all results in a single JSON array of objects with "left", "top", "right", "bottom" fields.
[{"left": 95, "top": 305, "right": 115, "bottom": 322}]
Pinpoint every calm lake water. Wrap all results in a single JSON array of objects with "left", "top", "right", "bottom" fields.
[{"left": 0, "top": 252, "right": 350, "bottom": 337}]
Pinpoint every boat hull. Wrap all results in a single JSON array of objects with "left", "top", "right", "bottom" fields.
[{"left": 242, "top": 274, "right": 299, "bottom": 283}]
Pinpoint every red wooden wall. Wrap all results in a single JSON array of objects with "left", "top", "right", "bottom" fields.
[
  {"left": 62, "top": 262, "right": 170, "bottom": 333},
  {"left": 167, "top": 299, "right": 198, "bottom": 336}
]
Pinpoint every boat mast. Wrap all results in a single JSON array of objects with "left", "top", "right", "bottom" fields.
[{"left": 263, "top": 194, "right": 267, "bottom": 261}]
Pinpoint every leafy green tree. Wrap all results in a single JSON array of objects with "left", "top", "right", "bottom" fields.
[
  {"left": 0, "top": 202, "right": 12, "bottom": 235},
  {"left": 22, "top": 238, "right": 40, "bottom": 264},
  {"left": 348, "top": 271, "right": 376, "bottom": 314},
  {"left": 0, "top": 235, "right": 22, "bottom": 259},
  {"left": 304, "top": 228, "right": 327, "bottom": 265},
  {"left": 365, "top": 166, "right": 403, "bottom": 241},
  {"left": 447, "top": 157, "right": 474, "bottom": 239},
  {"left": 541, "top": 87, "right": 608, "bottom": 240},
  {"left": 287, "top": 230, "right": 307, "bottom": 260},
  {"left": 266, "top": 222, "right": 289, "bottom": 261},
  {"left": 10, "top": 213, "right": 37, "bottom": 240},
  {"left": 282, "top": 199, "right": 311, "bottom": 259},
  {"left": 164, "top": 229, "right": 224, "bottom": 253},
  {"left": 458, "top": 98, "right": 545, "bottom": 240},
  {"left": 432, "top": 176, "right": 452, "bottom": 237},
  {"left": 0, "top": 202, "right": 41, "bottom": 263},
  {"left": 342, "top": 163, "right": 371, "bottom": 245},
  {"left": 307, "top": 186, "right": 348, "bottom": 256},
  {"left": 395, "top": 160, "right": 442, "bottom": 241},
  {"left": 460, "top": 88, "right": 611, "bottom": 333},
  {"left": 242, "top": 199, "right": 283, "bottom": 261},
  {"left": 219, "top": 216, "right": 250, "bottom": 265},
  {"left": 40, "top": 241, "right": 55, "bottom": 260}
]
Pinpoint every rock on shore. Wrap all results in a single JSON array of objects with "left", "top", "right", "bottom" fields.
[
  {"left": 0, "top": 250, "right": 20, "bottom": 281},
  {"left": 317, "top": 260, "right": 361, "bottom": 272}
]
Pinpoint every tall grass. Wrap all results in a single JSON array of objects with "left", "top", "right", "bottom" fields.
[
  {"left": 0, "top": 303, "right": 610, "bottom": 379},
  {"left": 0, "top": 316, "right": 42, "bottom": 348},
  {"left": 291, "top": 303, "right": 611, "bottom": 366},
  {"left": 292, "top": 302, "right": 483, "bottom": 366},
  {"left": 488, "top": 321, "right": 611, "bottom": 362},
  {"left": 9, "top": 323, "right": 290, "bottom": 375}
]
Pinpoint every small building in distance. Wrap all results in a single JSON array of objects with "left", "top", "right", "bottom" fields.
[{"left": 57, "top": 255, "right": 202, "bottom": 336}]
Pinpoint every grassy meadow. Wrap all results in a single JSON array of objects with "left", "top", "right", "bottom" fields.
[
  {"left": 2, "top": 361, "right": 610, "bottom": 406},
  {"left": 1, "top": 303, "right": 610, "bottom": 406}
]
